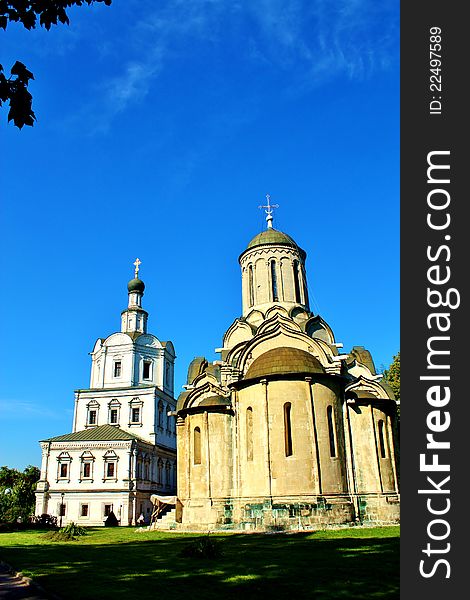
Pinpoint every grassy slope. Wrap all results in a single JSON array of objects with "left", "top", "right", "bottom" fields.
[{"left": 0, "top": 526, "right": 399, "bottom": 600}]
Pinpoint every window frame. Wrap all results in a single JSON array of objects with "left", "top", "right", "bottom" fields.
[
  {"left": 113, "top": 360, "right": 122, "bottom": 378},
  {"left": 246, "top": 407, "right": 253, "bottom": 461},
  {"left": 56, "top": 452, "right": 72, "bottom": 483},
  {"left": 193, "top": 426, "right": 202, "bottom": 465},
  {"left": 103, "top": 450, "right": 119, "bottom": 482},
  {"left": 142, "top": 360, "right": 152, "bottom": 381},
  {"left": 86, "top": 401, "right": 100, "bottom": 428},
  {"left": 284, "top": 402, "right": 293, "bottom": 457},
  {"left": 327, "top": 405, "right": 337, "bottom": 458}
]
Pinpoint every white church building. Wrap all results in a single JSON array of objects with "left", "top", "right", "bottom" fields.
[{"left": 35, "top": 261, "right": 177, "bottom": 526}]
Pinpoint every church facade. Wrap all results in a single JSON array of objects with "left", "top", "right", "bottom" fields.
[
  {"left": 35, "top": 263, "right": 177, "bottom": 526},
  {"left": 173, "top": 205, "right": 399, "bottom": 530}
]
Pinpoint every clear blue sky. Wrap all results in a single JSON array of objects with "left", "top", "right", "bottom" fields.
[{"left": 0, "top": 0, "right": 399, "bottom": 470}]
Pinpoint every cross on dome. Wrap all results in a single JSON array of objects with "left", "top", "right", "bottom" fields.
[
  {"left": 133, "top": 258, "right": 142, "bottom": 278},
  {"left": 258, "top": 194, "right": 279, "bottom": 229}
]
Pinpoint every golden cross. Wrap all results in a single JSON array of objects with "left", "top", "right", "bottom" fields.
[{"left": 133, "top": 258, "right": 142, "bottom": 278}]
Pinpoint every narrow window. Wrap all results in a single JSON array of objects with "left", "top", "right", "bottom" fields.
[
  {"left": 60, "top": 463, "right": 68, "bottom": 478},
  {"left": 83, "top": 463, "right": 91, "bottom": 478},
  {"left": 270, "top": 260, "right": 279, "bottom": 301},
  {"left": 106, "top": 462, "right": 115, "bottom": 478},
  {"left": 104, "top": 504, "right": 112, "bottom": 517},
  {"left": 143, "top": 361, "right": 151, "bottom": 380},
  {"left": 246, "top": 407, "right": 253, "bottom": 461},
  {"left": 378, "top": 420, "right": 387, "bottom": 458},
  {"left": 114, "top": 361, "right": 122, "bottom": 377},
  {"left": 293, "top": 260, "right": 301, "bottom": 303},
  {"left": 327, "top": 406, "right": 336, "bottom": 458},
  {"left": 157, "top": 459, "right": 163, "bottom": 483},
  {"left": 88, "top": 410, "right": 97, "bottom": 425},
  {"left": 284, "top": 403, "right": 293, "bottom": 457},
  {"left": 131, "top": 407, "right": 140, "bottom": 423},
  {"left": 110, "top": 409, "right": 118, "bottom": 424},
  {"left": 194, "top": 426, "right": 201, "bottom": 465},
  {"left": 165, "top": 461, "right": 171, "bottom": 486},
  {"left": 59, "top": 503, "right": 66, "bottom": 517},
  {"left": 81, "top": 504, "right": 89, "bottom": 517},
  {"left": 248, "top": 265, "right": 254, "bottom": 307},
  {"left": 165, "top": 362, "right": 170, "bottom": 386},
  {"left": 158, "top": 401, "right": 163, "bottom": 427}
]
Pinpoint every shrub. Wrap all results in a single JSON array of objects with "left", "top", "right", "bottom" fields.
[
  {"left": 31, "top": 514, "right": 58, "bottom": 528},
  {"left": 62, "top": 522, "right": 87, "bottom": 537},
  {"left": 42, "top": 521, "right": 87, "bottom": 542},
  {"left": 180, "top": 535, "right": 222, "bottom": 559}
]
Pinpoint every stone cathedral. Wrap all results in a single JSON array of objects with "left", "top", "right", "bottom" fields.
[{"left": 172, "top": 200, "right": 399, "bottom": 530}]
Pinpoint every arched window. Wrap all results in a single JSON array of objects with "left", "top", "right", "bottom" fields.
[
  {"left": 165, "top": 362, "right": 171, "bottom": 387},
  {"left": 378, "top": 420, "right": 387, "bottom": 458},
  {"left": 165, "top": 461, "right": 171, "bottom": 487},
  {"left": 194, "top": 427, "right": 201, "bottom": 465},
  {"left": 293, "top": 260, "right": 302, "bottom": 303},
  {"left": 158, "top": 400, "right": 164, "bottom": 428},
  {"left": 270, "top": 260, "right": 279, "bottom": 301},
  {"left": 284, "top": 403, "right": 293, "bottom": 457},
  {"left": 246, "top": 407, "right": 253, "bottom": 461},
  {"left": 327, "top": 406, "right": 336, "bottom": 457},
  {"left": 157, "top": 458, "right": 163, "bottom": 484},
  {"left": 248, "top": 265, "right": 254, "bottom": 307}
]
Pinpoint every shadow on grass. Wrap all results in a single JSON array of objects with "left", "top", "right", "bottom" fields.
[{"left": 1, "top": 532, "right": 399, "bottom": 600}]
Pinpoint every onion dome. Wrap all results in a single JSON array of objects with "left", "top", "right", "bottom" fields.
[{"left": 127, "top": 278, "right": 145, "bottom": 293}]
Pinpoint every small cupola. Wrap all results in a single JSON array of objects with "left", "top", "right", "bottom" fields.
[
  {"left": 121, "top": 258, "right": 148, "bottom": 335},
  {"left": 238, "top": 195, "right": 310, "bottom": 316}
]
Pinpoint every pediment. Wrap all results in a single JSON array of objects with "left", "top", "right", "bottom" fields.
[
  {"left": 134, "top": 334, "right": 163, "bottom": 349},
  {"left": 223, "top": 318, "right": 254, "bottom": 350},
  {"left": 345, "top": 376, "right": 393, "bottom": 401},
  {"left": 305, "top": 315, "right": 335, "bottom": 344},
  {"left": 177, "top": 381, "right": 230, "bottom": 411},
  {"left": 104, "top": 332, "right": 134, "bottom": 347}
]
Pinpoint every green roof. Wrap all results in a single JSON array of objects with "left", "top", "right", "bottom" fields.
[
  {"left": 241, "top": 229, "right": 306, "bottom": 260},
  {"left": 247, "top": 229, "right": 298, "bottom": 248},
  {"left": 245, "top": 347, "right": 325, "bottom": 380},
  {"left": 42, "top": 424, "right": 144, "bottom": 443}
]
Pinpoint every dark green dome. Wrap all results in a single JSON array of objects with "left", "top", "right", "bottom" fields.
[
  {"left": 245, "top": 347, "right": 324, "bottom": 380},
  {"left": 241, "top": 228, "right": 306, "bottom": 261},
  {"left": 127, "top": 278, "right": 145, "bottom": 293},
  {"left": 247, "top": 229, "right": 298, "bottom": 249}
]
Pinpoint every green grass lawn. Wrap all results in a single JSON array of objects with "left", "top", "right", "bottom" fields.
[{"left": 0, "top": 525, "right": 399, "bottom": 599}]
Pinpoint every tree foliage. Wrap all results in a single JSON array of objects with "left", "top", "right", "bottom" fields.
[
  {"left": 383, "top": 351, "right": 400, "bottom": 403},
  {"left": 0, "top": 464, "right": 40, "bottom": 522},
  {"left": 0, "top": 0, "right": 112, "bottom": 128}
]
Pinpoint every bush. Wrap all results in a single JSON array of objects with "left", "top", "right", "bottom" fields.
[
  {"left": 62, "top": 522, "right": 87, "bottom": 537},
  {"left": 31, "top": 514, "right": 58, "bottom": 528},
  {"left": 180, "top": 535, "right": 222, "bottom": 559},
  {"left": 42, "top": 521, "right": 87, "bottom": 542}
]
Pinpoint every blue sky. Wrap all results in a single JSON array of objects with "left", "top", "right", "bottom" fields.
[{"left": 0, "top": 0, "right": 399, "bottom": 470}]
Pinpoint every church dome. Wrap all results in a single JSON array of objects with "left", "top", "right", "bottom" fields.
[
  {"left": 245, "top": 347, "right": 324, "bottom": 380},
  {"left": 246, "top": 229, "right": 299, "bottom": 250},
  {"left": 127, "top": 278, "right": 145, "bottom": 293}
]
